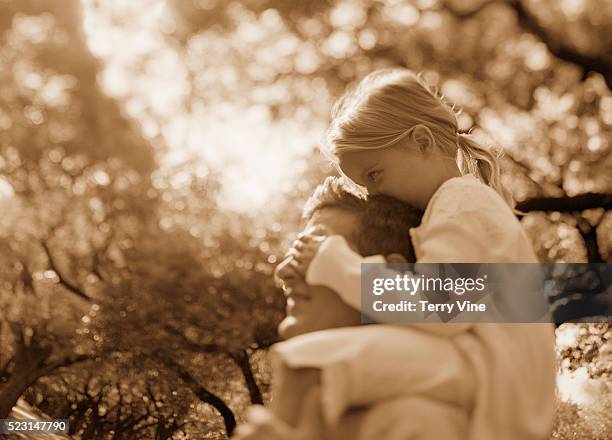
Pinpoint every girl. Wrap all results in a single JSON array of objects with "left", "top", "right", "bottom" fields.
[
  {"left": 287, "top": 68, "right": 556, "bottom": 440},
  {"left": 294, "top": 68, "right": 539, "bottom": 297}
]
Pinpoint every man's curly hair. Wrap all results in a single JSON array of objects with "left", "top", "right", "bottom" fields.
[{"left": 302, "top": 176, "right": 423, "bottom": 262}]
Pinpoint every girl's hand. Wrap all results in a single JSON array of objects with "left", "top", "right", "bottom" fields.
[
  {"left": 232, "top": 406, "right": 296, "bottom": 440},
  {"left": 233, "top": 388, "right": 324, "bottom": 440},
  {"left": 286, "top": 226, "right": 329, "bottom": 277}
]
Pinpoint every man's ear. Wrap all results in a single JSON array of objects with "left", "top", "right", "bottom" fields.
[
  {"left": 409, "top": 124, "right": 435, "bottom": 153},
  {"left": 386, "top": 253, "right": 407, "bottom": 263}
]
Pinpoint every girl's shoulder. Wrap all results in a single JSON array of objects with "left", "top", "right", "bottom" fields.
[{"left": 427, "top": 174, "right": 510, "bottom": 218}]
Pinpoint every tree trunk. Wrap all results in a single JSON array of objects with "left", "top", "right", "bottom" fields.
[{"left": 0, "top": 369, "right": 43, "bottom": 418}]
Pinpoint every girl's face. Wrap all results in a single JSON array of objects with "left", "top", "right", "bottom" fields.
[{"left": 339, "top": 145, "right": 454, "bottom": 210}]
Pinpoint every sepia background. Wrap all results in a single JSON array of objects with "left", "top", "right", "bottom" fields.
[{"left": 0, "top": 0, "right": 610, "bottom": 438}]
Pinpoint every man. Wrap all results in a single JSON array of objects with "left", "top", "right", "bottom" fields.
[{"left": 235, "top": 176, "right": 471, "bottom": 440}]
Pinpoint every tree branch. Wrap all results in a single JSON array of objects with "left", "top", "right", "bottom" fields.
[
  {"left": 40, "top": 240, "right": 93, "bottom": 302},
  {"left": 163, "top": 324, "right": 220, "bottom": 353},
  {"left": 0, "top": 355, "right": 14, "bottom": 382},
  {"left": 158, "top": 353, "right": 236, "bottom": 436},
  {"left": 507, "top": 0, "right": 612, "bottom": 88},
  {"left": 517, "top": 194, "right": 610, "bottom": 262},
  {"left": 443, "top": 0, "right": 612, "bottom": 88},
  {"left": 442, "top": 0, "right": 495, "bottom": 19},
  {"left": 228, "top": 349, "right": 264, "bottom": 405},
  {"left": 91, "top": 229, "right": 116, "bottom": 284},
  {"left": 576, "top": 217, "right": 605, "bottom": 263},
  {"left": 40, "top": 353, "right": 94, "bottom": 376},
  {"left": 516, "top": 193, "right": 612, "bottom": 213},
  {"left": 163, "top": 324, "right": 264, "bottom": 404}
]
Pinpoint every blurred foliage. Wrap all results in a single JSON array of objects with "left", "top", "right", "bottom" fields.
[
  {"left": 559, "top": 323, "right": 611, "bottom": 380},
  {"left": 552, "top": 394, "right": 612, "bottom": 440},
  {"left": 0, "top": 0, "right": 610, "bottom": 438}
]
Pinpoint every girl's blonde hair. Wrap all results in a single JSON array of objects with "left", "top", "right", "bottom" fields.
[{"left": 324, "top": 68, "right": 513, "bottom": 207}]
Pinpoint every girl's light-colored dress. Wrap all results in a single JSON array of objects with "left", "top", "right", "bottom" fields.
[{"left": 273, "top": 174, "right": 556, "bottom": 440}]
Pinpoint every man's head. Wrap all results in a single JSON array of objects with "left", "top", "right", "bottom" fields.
[{"left": 276, "top": 176, "right": 422, "bottom": 339}]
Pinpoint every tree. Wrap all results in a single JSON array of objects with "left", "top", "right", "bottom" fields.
[{"left": 2, "top": 1, "right": 610, "bottom": 438}]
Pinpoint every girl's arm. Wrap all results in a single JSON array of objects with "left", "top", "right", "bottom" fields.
[
  {"left": 235, "top": 383, "right": 359, "bottom": 440},
  {"left": 234, "top": 375, "right": 325, "bottom": 440},
  {"left": 301, "top": 235, "right": 471, "bottom": 337},
  {"left": 270, "top": 365, "right": 321, "bottom": 428},
  {"left": 305, "top": 235, "right": 385, "bottom": 311}
]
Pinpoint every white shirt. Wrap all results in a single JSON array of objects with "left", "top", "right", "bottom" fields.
[{"left": 409, "top": 174, "right": 538, "bottom": 264}]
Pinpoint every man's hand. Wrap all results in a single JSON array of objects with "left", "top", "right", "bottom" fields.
[{"left": 233, "top": 388, "right": 324, "bottom": 440}]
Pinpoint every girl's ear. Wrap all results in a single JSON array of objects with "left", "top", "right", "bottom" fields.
[{"left": 409, "top": 124, "right": 436, "bottom": 153}]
